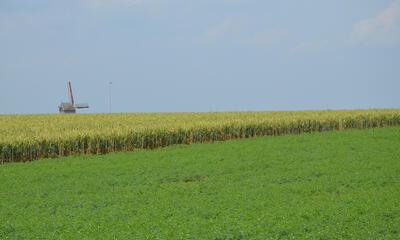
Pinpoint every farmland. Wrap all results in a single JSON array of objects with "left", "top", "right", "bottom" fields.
[
  {"left": 1, "top": 126, "right": 400, "bottom": 239},
  {"left": 1, "top": 109, "right": 400, "bottom": 163}
]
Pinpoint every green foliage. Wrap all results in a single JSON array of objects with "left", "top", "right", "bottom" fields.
[
  {"left": 0, "top": 127, "right": 399, "bottom": 239},
  {"left": 1, "top": 109, "right": 400, "bottom": 163}
]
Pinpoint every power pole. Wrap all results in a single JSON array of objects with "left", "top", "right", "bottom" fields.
[{"left": 109, "top": 82, "right": 112, "bottom": 113}]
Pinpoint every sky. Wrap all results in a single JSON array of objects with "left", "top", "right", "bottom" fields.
[{"left": 0, "top": 0, "right": 399, "bottom": 114}]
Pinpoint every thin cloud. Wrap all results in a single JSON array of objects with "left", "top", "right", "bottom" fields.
[
  {"left": 81, "top": 0, "right": 144, "bottom": 8},
  {"left": 202, "top": 17, "right": 244, "bottom": 43},
  {"left": 353, "top": 0, "right": 400, "bottom": 45},
  {"left": 201, "top": 17, "right": 288, "bottom": 48}
]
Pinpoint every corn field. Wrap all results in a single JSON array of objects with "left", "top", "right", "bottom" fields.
[{"left": 1, "top": 109, "right": 400, "bottom": 163}]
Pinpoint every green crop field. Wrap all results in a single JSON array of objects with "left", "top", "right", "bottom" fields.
[
  {"left": 2, "top": 109, "right": 400, "bottom": 163},
  {"left": 1, "top": 126, "right": 399, "bottom": 239}
]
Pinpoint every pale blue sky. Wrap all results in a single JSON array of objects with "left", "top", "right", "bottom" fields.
[{"left": 1, "top": 0, "right": 399, "bottom": 114}]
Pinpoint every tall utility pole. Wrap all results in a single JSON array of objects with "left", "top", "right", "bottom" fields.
[{"left": 108, "top": 82, "right": 112, "bottom": 113}]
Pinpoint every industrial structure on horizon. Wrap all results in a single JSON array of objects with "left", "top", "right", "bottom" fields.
[{"left": 58, "top": 82, "right": 89, "bottom": 114}]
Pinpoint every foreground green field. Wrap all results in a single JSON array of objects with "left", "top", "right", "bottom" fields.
[
  {"left": 1, "top": 127, "right": 399, "bottom": 239},
  {"left": 1, "top": 109, "right": 400, "bottom": 163}
]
